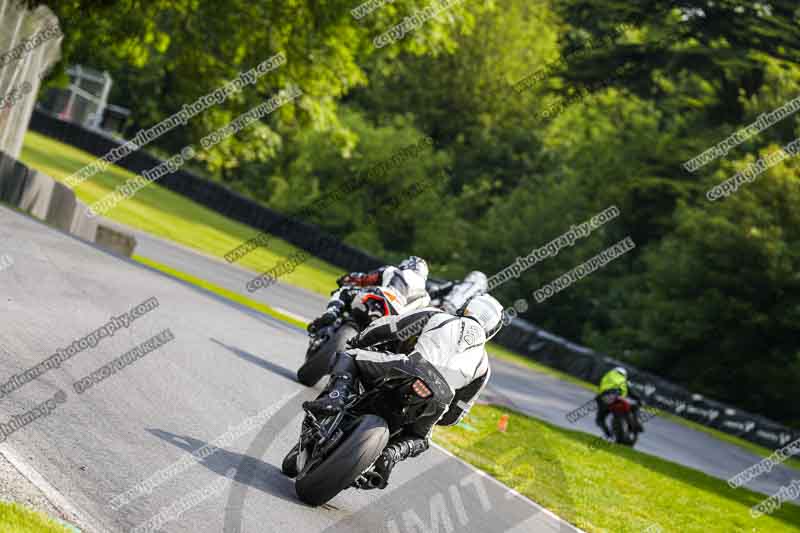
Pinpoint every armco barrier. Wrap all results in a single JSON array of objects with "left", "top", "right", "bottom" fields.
[
  {"left": 44, "top": 179, "right": 77, "bottom": 232},
  {"left": 0, "top": 151, "right": 31, "bottom": 205},
  {"left": 18, "top": 170, "right": 56, "bottom": 220},
  {"left": 95, "top": 225, "right": 136, "bottom": 257},
  {"left": 0, "top": 150, "right": 135, "bottom": 256},
  {"left": 17, "top": 169, "right": 76, "bottom": 232},
  {"left": 71, "top": 199, "right": 98, "bottom": 242},
  {"left": 27, "top": 112, "right": 800, "bottom": 449}
]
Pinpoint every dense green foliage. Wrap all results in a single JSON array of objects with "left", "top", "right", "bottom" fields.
[{"left": 36, "top": 0, "right": 800, "bottom": 426}]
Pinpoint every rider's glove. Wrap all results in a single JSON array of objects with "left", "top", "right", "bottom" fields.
[
  {"left": 337, "top": 271, "right": 381, "bottom": 287},
  {"left": 307, "top": 310, "right": 338, "bottom": 333},
  {"left": 337, "top": 273, "right": 363, "bottom": 287},
  {"left": 345, "top": 333, "right": 362, "bottom": 349}
]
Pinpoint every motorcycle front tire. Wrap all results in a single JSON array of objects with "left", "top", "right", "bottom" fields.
[
  {"left": 297, "top": 323, "right": 359, "bottom": 387},
  {"left": 295, "top": 414, "right": 389, "bottom": 506},
  {"left": 282, "top": 443, "right": 300, "bottom": 478}
]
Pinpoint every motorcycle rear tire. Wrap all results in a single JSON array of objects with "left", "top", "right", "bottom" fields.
[
  {"left": 612, "top": 415, "right": 638, "bottom": 447},
  {"left": 297, "top": 324, "right": 359, "bottom": 387},
  {"left": 295, "top": 414, "right": 389, "bottom": 506}
]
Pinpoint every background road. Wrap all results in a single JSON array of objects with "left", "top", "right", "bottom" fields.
[
  {"left": 113, "top": 218, "right": 798, "bottom": 498},
  {"left": 0, "top": 206, "right": 579, "bottom": 533}
]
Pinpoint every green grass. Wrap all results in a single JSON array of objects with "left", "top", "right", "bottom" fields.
[
  {"left": 19, "top": 131, "right": 343, "bottom": 295},
  {"left": 433, "top": 404, "right": 800, "bottom": 533},
  {"left": 0, "top": 502, "right": 74, "bottom": 533}
]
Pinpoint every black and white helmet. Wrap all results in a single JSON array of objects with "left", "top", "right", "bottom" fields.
[
  {"left": 351, "top": 287, "right": 394, "bottom": 323},
  {"left": 398, "top": 256, "right": 429, "bottom": 280},
  {"left": 613, "top": 366, "right": 628, "bottom": 378},
  {"left": 459, "top": 294, "right": 504, "bottom": 341}
]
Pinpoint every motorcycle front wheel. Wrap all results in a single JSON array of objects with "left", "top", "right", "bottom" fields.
[
  {"left": 281, "top": 443, "right": 300, "bottom": 478},
  {"left": 297, "top": 323, "right": 359, "bottom": 387},
  {"left": 295, "top": 414, "right": 389, "bottom": 506}
]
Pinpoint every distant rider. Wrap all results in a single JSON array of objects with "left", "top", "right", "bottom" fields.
[
  {"left": 303, "top": 293, "right": 505, "bottom": 489},
  {"left": 595, "top": 366, "right": 643, "bottom": 438}
]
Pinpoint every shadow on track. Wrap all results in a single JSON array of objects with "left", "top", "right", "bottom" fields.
[
  {"left": 147, "top": 428, "right": 301, "bottom": 506},
  {"left": 211, "top": 338, "right": 301, "bottom": 383}
]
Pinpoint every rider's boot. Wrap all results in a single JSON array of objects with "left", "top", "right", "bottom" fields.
[
  {"left": 370, "top": 437, "right": 429, "bottom": 489},
  {"left": 303, "top": 352, "right": 357, "bottom": 415},
  {"left": 596, "top": 412, "right": 612, "bottom": 439}
]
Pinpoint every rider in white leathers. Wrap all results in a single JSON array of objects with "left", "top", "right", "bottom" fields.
[{"left": 304, "top": 293, "right": 504, "bottom": 489}]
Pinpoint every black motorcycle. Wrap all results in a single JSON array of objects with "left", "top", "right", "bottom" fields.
[
  {"left": 297, "top": 315, "right": 360, "bottom": 387},
  {"left": 297, "top": 289, "right": 394, "bottom": 387},
  {"left": 282, "top": 366, "right": 437, "bottom": 506}
]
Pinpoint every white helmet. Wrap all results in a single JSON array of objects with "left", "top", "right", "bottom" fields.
[
  {"left": 613, "top": 366, "right": 628, "bottom": 378},
  {"left": 398, "top": 256, "right": 429, "bottom": 280},
  {"left": 460, "top": 294, "right": 504, "bottom": 341}
]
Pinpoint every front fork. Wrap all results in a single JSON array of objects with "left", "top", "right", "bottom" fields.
[
  {"left": 297, "top": 410, "right": 346, "bottom": 473},
  {"left": 297, "top": 406, "right": 385, "bottom": 489},
  {"left": 306, "top": 318, "right": 342, "bottom": 356}
]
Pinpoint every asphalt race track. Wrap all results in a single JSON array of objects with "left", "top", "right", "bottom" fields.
[
  {"left": 0, "top": 206, "right": 582, "bottom": 533},
  {"left": 105, "top": 217, "right": 800, "bottom": 499}
]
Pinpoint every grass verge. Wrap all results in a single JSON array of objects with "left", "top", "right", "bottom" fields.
[
  {"left": 0, "top": 502, "right": 74, "bottom": 533},
  {"left": 20, "top": 131, "right": 343, "bottom": 295},
  {"left": 433, "top": 404, "right": 800, "bottom": 533}
]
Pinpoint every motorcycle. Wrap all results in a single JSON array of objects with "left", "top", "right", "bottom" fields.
[
  {"left": 602, "top": 391, "right": 642, "bottom": 446},
  {"left": 297, "top": 288, "right": 396, "bottom": 387},
  {"left": 282, "top": 363, "right": 438, "bottom": 505},
  {"left": 297, "top": 314, "right": 360, "bottom": 387}
]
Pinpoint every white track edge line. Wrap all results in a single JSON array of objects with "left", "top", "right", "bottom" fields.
[
  {"left": 0, "top": 444, "right": 107, "bottom": 533},
  {"left": 273, "top": 307, "right": 313, "bottom": 323},
  {"left": 431, "top": 442, "right": 587, "bottom": 533}
]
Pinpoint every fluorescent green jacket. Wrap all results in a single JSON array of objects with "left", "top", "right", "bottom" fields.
[{"left": 599, "top": 369, "right": 628, "bottom": 397}]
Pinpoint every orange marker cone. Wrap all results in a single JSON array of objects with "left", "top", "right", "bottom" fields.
[{"left": 498, "top": 414, "right": 509, "bottom": 433}]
